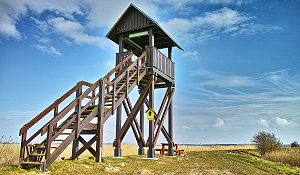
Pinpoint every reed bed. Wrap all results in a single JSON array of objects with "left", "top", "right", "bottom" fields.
[
  {"left": 263, "top": 147, "right": 300, "bottom": 167},
  {"left": 178, "top": 144, "right": 255, "bottom": 152},
  {"left": 0, "top": 143, "right": 20, "bottom": 166},
  {"left": 0, "top": 142, "right": 255, "bottom": 167}
]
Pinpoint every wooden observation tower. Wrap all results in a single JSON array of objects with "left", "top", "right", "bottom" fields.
[{"left": 18, "top": 3, "right": 183, "bottom": 172}]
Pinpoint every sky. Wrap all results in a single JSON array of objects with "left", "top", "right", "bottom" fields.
[{"left": 0, "top": 0, "right": 299, "bottom": 145}]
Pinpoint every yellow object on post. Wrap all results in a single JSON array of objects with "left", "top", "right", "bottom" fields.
[{"left": 145, "top": 108, "right": 154, "bottom": 121}]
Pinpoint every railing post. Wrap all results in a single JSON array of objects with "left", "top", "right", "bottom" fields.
[
  {"left": 92, "top": 90, "right": 95, "bottom": 106},
  {"left": 44, "top": 125, "right": 53, "bottom": 172},
  {"left": 112, "top": 83, "right": 115, "bottom": 115},
  {"left": 126, "top": 70, "right": 129, "bottom": 98},
  {"left": 137, "top": 59, "right": 140, "bottom": 85},
  {"left": 72, "top": 83, "right": 82, "bottom": 161},
  {"left": 53, "top": 106, "right": 58, "bottom": 130},
  {"left": 19, "top": 131, "right": 27, "bottom": 163}
]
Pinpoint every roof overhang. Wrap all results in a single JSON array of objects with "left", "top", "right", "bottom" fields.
[{"left": 106, "top": 3, "right": 183, "bottom": 56}]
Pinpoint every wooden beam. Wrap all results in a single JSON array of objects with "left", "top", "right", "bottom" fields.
[
  {"left": 113, "top": 78, "right": 153, "bottom": 147},
  {"left": 153, "top": 88, "right": 175, "bottom": 145},
  {"left": 70, "top": 136, "right": 97, "bottom": 160}
]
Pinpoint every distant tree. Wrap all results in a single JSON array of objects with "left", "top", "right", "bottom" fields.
[
  {"left": 291, "top": 141, "right": 299, "bottom": 148},
  {"left": 251, "top": 131, "right": 282, "bottom": 155}
]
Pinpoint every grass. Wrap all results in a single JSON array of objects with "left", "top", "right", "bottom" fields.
[
  {"left": 2, "top": 149, "right": 300, "bottom": 174},
  {"left": 1, "top": 143, "right": 300, "bottom": 174},
  {"left": 263, "top": 146, "right": 300, "bottom": 167}
]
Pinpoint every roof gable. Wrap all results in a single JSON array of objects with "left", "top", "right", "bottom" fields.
[{"left": 106, "top": 4, "right": 183, "bottom": 55}]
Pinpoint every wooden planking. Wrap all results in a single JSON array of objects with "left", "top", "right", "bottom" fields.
[{"left": 117, "top": 8, "right": 151, "bottom": 33}]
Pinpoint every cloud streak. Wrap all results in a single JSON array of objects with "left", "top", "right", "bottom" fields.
[
  {"left": 161, "top": 7, "right": 281, "bottom": 43},
  {"left": 175, "top": 69, "right": 300, "bottom": 132}
]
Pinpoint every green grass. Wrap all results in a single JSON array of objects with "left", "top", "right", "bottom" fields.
[{"left": 1, "top": 150, "right": 300, "bottom": 174}]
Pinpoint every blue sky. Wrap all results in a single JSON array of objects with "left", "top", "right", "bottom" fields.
[{"left": 0, "top": 0, "right": 299, "bottom": 145}]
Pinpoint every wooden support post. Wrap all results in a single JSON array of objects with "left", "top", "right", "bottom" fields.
[
  {"left": 167, "top": 86, "right": 174, "bottom": 156},
  {"left": 114, "top": 33, "right": 123, "bottom": 157},
  {"left": 138, "top": 88, "right": 145, "bottom": 155},
  {"left": 53, "top": 106, "right": 58, "bottom": 130},
  {"left": 96, "top": 79, "right": 105, "bottom": 163},
  {"left": 147, "top": 74, "right": 155, "bottom": 158},
  {"left": 72, "top": 84, "right": 82, "bottom": 161},
  {"left": 44, "top": 125, "right": 53, "bottom": 172},
  {"left": 19, "top": 131, "right": 27, "bottom": 164},
  {"left": 114, "top": 104, "right": 122, "bottom": 157}
]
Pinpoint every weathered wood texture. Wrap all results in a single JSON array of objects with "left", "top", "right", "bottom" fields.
[{"left": 147, "top": 46, "right": 175, "bottom": 79}]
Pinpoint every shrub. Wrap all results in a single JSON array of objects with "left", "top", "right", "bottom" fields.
[
  {"left": 251, "top": 131, "right": 282, "bottom": 155},
  {"left": 291, "top": 141, "right": 299, "bottom": 148}
]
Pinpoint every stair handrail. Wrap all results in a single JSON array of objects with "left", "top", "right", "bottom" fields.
[
  {"left": 19, "top": 81, "right": 93, "bottom": 136},
  {"left": 43, "top": 51, "right": 147, "bottom": 168},
  {"left": 20, "top": 50, "right": 147, "bottom": 166},
  {"left": 41, "top": 51, "right": 136, "bottom": 135}
]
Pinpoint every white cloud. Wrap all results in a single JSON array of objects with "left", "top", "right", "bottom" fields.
[
  {"left": 47, "top": 17, "right": 111, "bottom": 49},
  {"left": 104, "top": 61, "right": 114, "bottom": 67},
  {"left": 274, "top": 117, "right": 298, "bottom": 127},
  {"left": 182, "top": 125, "right": 192, "bottom": 130},
  {"left": 38, "top": 37, "right": 52, "bottom": 45},
  {"left": 199, "top": 76, "right": 254, "bottom": 88},
  {"left": 213, "top": 118, "right": 226, "bottom": 129},
  {"left": 182, "top": 51, "right": 200, "bottom": 60},
  {"left": 258, "top": 118, "right": 269, "bottom": 127},
  {"left": 34, "top": 44, "right": 62, "bottom": 56},
  {"left": 161, "top": 7, "right": 280, "bottom": 43}
]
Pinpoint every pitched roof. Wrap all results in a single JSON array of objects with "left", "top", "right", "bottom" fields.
[{"left": 106, "top": 3, "right": 183, "bottom": 56}]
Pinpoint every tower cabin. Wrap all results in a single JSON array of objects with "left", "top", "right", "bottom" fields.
[{"left": 106, "top": 4, "right": 183, "bottom": 158}]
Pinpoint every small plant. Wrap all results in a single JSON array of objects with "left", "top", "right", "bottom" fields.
[
  {"left": 251, "top": 131, "right": 282, "bottom": 155},
  {"left": 291, "top": 141, "right": 299, "bottom": 148}
]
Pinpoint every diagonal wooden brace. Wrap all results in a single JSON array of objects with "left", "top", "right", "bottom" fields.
[
  {"left": 113, "top": 79, "right": 153, "bottom": 147},
  {"left": 70, "top": 135, "right": 97, "bottom": 160},
  {"left": 144, "top": 98, "right": 174, "bottom": 147},
  {"left": 123, "top": 98, "right": 145, "bottom": 147},
  {"left": 153, "top": 88, "right": 175, "bottom": 146}
]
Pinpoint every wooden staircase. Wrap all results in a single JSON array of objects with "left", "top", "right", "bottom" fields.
[{"left": 19, "top": 51, "right": 148, "bottom": 171}]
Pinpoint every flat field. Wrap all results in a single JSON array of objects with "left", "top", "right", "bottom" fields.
[{"left": 1, "top": 144, "right": 300, "bottom": 174}]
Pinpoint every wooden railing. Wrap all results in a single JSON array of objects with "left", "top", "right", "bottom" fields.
[
  {"left": 19, "top": 50, "right": 147, "bottom": 169},
  {"left": 19, "top": 81, "right": 94, "bottom": 160},
  {"left": 146, "top": 46, "right": 175, "bottom": 79},
  {"left": 116, "top": 50, "right": 133, "bottom": 74}
]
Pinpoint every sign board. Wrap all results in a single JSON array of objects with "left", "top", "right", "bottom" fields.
[{"left": 145, "top": 108, "right": 154, "bottom": 121}]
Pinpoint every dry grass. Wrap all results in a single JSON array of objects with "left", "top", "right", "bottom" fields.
[
  {"left": 178, "top": 144, "right": 255, "bottom": 152},
  {"left": 0, "top": 142, "right": 255, "bottom": 167},
  {"left": 0, "top": 143, "right": 20, "bottom": 166},
  {"left": 57, "top": 143, "right": 139, "bottom": 160},
  {"left": 263, "top": 146, "right": 300, "bottom": 167}
]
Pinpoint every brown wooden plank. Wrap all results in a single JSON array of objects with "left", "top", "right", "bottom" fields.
[
  {"left": 153, "top": 88, "right": 175, "bottom": 145},
  {"left": 41, "top": 99, "right": 78, "bottom": 135},
  {"left": 70, "top": 136, "right": 97, "bottom": 160},
  {"left": 51, "top": 115, "right": 76, "bottom": 142},
  {"left": 19, "top": 81, "right": 84, "bottom": 136},
  {"left": 154, "top": 89, "right": 169, "bottom": 127},
  {"left": 125, "top": 97, "right": 145, "bottom": 147},
  {"left": 113, "top": 78, "right": 153, "bottom": 147}
]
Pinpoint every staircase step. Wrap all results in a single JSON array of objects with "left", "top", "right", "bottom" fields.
[
  {"left": 29, "top": 153, "right": 45, "bottom": 156},
  {"left": 84, "top": 105, "right": 98, "bottom": 110},
  {"left": 21, "top": 161, "right": 43, "bottom": 165},
  {"left": 53, "top": 140, "right": 65, "bottom": 142},
  {"left": 38, "top": 146, "right": 57, "bottom": 149},
  {"left": 82, "top": 110, "right": 93, "bottom": 115}
]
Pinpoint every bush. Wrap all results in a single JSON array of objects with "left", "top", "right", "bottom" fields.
[
  {"left": 291, "top": 141, "right": 299, "bottom": 148},
  {"left": 251, "top": 131, "right": 282, "bottom": 155}
]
